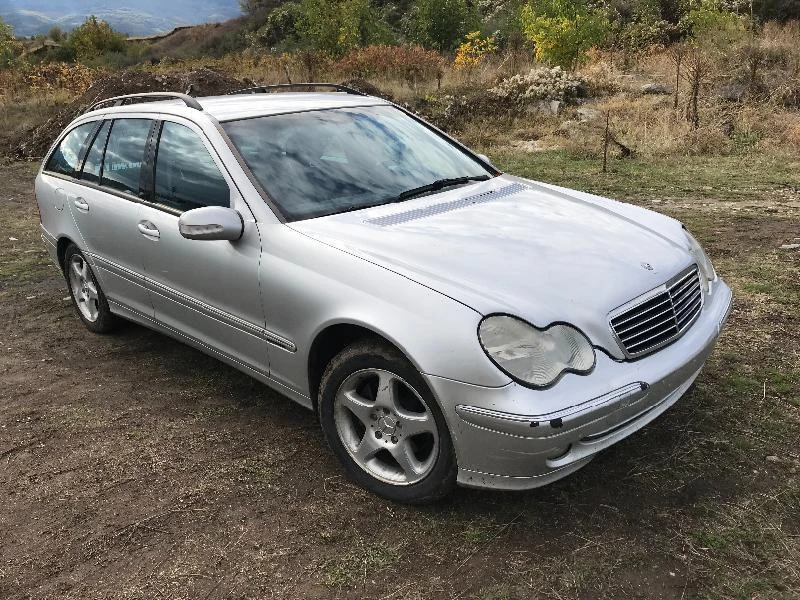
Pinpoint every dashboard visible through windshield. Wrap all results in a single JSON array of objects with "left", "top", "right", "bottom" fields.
[{"left": 222, "top": 105, "right": 493, "bottom": 221}]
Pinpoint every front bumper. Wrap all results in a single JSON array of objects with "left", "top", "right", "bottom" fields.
[{"left": 425, "top": 279, "right": 733, "bottom": 491}]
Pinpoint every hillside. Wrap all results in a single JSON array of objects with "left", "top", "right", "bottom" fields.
[{"left": 0, "top": 0, "right": 241, "bottom": 36}]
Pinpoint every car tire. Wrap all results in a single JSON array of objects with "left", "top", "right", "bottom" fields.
[
  {"left": 63, "top": 244, "right": 119, "bottom": 334},
  {"left": 318, "top": 338, "right": 457, "bottom": 504}
]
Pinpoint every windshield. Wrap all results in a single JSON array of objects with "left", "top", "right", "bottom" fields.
[{"left": 222, "top": 105, "right": 493, "bottom": 221}]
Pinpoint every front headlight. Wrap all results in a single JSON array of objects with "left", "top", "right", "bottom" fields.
[
  {"left": 478, "top": 315, "right": 595, "bottom": 388},
  {"left": 684, "top": 228, "right": 716, "bottom": 292}
]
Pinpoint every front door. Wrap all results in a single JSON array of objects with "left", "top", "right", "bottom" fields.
[{"left": 136, "top": 118, "right": 268, "bottom": 375}]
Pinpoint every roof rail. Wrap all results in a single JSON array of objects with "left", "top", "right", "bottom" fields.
[
  {"left": 227, "top": 83, "right": 366, "bottom": 96},
  {"left": 86, "top": 92, "right": 203, "bottom": 113}
]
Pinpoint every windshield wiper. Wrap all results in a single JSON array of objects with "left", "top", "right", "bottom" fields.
[
  {"left": 394, "top": 175, "right": 491, "bottom": 202},
  {"left": 326, "top": 175, "right": 492, "bottom": 218}
]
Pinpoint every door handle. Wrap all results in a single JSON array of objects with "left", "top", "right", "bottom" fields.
[
  {"left": 72, "top": 196, "right": 89, "bottom": 212},
  {"left": 137, "top": 221, "right": 160, "bottom": 239}
]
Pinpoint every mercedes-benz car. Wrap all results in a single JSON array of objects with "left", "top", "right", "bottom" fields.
[{"left": 34, "top": 84, "right": 732, "bottom": 503}]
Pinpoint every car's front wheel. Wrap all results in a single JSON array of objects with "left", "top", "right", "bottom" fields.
[{"left": 318, "top": 339, "right": 457, "bottom": 503}]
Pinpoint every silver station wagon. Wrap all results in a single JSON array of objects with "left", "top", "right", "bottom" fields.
[{"left": 35, "top": 85, "right": 732, "bottom": 503}]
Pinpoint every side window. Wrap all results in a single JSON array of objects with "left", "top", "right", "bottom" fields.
[
  {"left": 154, "top": 121, "right": 230, "bottom": 212},
  {"left": 44, "top": 122, "right": 96, "bottom": 176},
  {"left": 80, "top": 120, "right": 111, "bottom": 184},
  {"left": 101, "top": 119, "right": 153, "bottom": 196}
]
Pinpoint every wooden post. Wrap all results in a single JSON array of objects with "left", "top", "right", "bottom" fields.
[{"left": 603, "top": 110, "right": 610, "bottom": 173}]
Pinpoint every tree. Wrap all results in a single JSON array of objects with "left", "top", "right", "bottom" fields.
[
  {"left": 240, "top": 0, "right": 285, "bottom": 17},
  {"left": 0, "top": 17, "right": 23, "bottom": 68},
  {"left": 294, "top": 0, "right": 390, "bottom": 55},
  {"left": 687, "top": 0, "right": 746, "bottom": 46},
  {"left": 47, "top": 26, "right": 66, "bottom": 43},
  {"left": 246, "top": 2, "right": 301, "bottom": 48},
  {"left": 753, "top": 0, "right": 800, "bottom": 22},
  {"left": 66, "top": 16, "right": 126, "bottom": 62},
  {"left": 410, "top": 0, "right": 479, "bottom": 51},
  {"left": 520, "top": 0, "right": 610, "bottom": 70},
  {"left": 683, "top": 45, "right": 711, "bottom": 128}
]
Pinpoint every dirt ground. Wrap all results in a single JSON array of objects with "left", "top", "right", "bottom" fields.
[{"left": 1, "top": 157, "right": 798, "bottom": 600}]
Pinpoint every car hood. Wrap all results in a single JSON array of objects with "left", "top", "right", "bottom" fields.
[{"left": 289, "top": 175, "right": 693, "bottom": 358}]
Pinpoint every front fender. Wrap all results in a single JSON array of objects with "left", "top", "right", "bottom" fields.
[{"left": 258, "top": 223, "right": 512, "bottom": 399}]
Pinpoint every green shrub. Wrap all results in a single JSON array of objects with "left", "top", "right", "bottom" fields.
[
  {"left": 0, "top": 17, "right": 23, "bottom": 68},
  {"left": 407, "top": 0, "right": 480, "bottom": 51},
  {"left": 687, "top": 0, "right": 747, "bottom": 47},
  {"left": 66, "top": 16, "right": 127, "bottom": 63},
  {"left": 520, "top": 0, "right": 610, "bottom": 69},
  {"left": 247, "top": 2, "right": 301, "bottom": 49},
  {"left": 291, "top": 0, "right": 392, "bottom": 56}
]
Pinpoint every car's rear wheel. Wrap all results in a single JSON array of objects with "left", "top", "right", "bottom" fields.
[
  {"left": 64, "top": 244, "right": 119, "bottom": 334},
  {"left": 318, "top": 339, "right": 457, "bottom": 503}
]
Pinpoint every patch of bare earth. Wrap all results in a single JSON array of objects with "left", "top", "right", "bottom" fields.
[{"left": 1, "top": 159, "right": 797, "bottom": 599}]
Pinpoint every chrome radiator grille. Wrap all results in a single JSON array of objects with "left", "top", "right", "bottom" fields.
[{"left": 610, "top": 266, "right": 703, "bottom": 358}]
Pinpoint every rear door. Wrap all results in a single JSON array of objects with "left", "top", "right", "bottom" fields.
[
  {"left": 66, "top": 117, "right": 154, "bottom": 318},
  {"left": 37, "top": 120, "right": 97, "bottom": 250},
  {"left": 136, "top": 117, "right": 268, "bottom": 375}
]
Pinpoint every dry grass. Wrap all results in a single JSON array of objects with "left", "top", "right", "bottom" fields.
[{"left": 0, "top": 90, "right": 74, "bottom": 155}]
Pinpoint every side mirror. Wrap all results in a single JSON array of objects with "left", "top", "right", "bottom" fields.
[
  {"left": 178, "top": 206, "right": 243, "bottom": 241},
  {"left": 476, "top": 153, "right": 496, "bottom": 169}
]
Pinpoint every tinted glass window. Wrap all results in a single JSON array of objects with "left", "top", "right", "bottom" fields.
[
  {"left": 80, "top": 120, "right": 111, "bottom": 184},
  {"left": 154, "top": 121, "right": 229, "bottom": 211},
  {"left": 222, "top": 105, "right": 491, "bottom": 221},
  {"left": 45, "top": 122, "right": 96, "bottom": 176},
  {"left": 101, "top": 119, "right": 152, "bottom": 196}
]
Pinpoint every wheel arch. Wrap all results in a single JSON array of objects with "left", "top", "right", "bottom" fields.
[
  {"left": 307, "top": 321, "right": 420, "bottom": 413},
  {"left": 56, "top": 236, "right": 75, "bottom": 273}
]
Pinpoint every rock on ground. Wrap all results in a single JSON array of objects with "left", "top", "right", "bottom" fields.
[{"left": 641, "top": 83, "right": 672, "bottom": 95}]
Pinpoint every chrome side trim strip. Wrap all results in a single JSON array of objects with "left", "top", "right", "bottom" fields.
[
  {"left": 88, "top": 252, "right": 145, "bottom": 284},
  {"left": 90, "top": 252, "right": 296, "bottom": 352},
  {"left": 40, "top": 224, "right": 58, "bottom": 246},
  {"left": 144, "top": 278, "right": 296, "bottom": 352}
]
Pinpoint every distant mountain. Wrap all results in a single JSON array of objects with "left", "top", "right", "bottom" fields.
[{"left": 0, "top": 1, "right": 242, "bottom": 37}]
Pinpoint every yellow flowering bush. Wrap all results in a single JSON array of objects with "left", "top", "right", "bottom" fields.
[{"left": 454, "top": 31, "right": 498, "bottom": 70}]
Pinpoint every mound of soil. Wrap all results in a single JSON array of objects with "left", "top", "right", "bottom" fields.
[{"left": 10, "top": 67, "right": 249, "bottom": 160}]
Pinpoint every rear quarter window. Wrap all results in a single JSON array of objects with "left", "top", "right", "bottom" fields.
[
  {"left": 101, "top": 119, "right": 153, "bottom": 196},
  {"left": 81, "top": 120, "right": 111, "bottom": 184},
  {"left": 44, "top": 122, "right": 97, "bottom": 176}
]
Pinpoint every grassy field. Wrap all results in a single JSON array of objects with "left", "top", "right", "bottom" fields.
[{"left": 1, "top": 151, "right": 798, "bottom": 599}]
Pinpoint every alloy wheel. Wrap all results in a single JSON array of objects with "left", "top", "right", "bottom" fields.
[
  {"left": 333, "top": 368, "right": 439, "bottom": 486},
  {"left": 68, "top": 254, "right": 100, "bottom": 322}
]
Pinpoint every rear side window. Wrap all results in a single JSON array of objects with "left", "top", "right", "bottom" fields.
[
  {"left": 45, "top": 122, "right": 96, "bottom": 176},
  {"left": 154, "top": 121, "right": 229, "bottom": 212},
  {"left": 80, "top": 120, "right": 111, "bottom": 184},
  {"left": 101, "top": 119, "right": 153, "bottom": 196}
]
